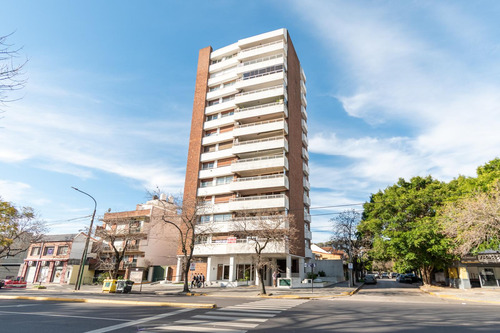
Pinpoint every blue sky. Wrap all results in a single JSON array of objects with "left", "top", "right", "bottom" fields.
[{"left": 1, "top": 1, "right": 499, "bottom": 242}]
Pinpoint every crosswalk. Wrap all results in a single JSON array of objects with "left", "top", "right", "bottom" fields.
[{"left": 139, "top": 299, "right": 309, "bottom": 332}]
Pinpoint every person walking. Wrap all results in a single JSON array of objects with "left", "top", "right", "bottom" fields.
[
  {"left": 200, "top": 273, "right": 205, "bottom": 288},
  {"left": 273, "top": 270, "right": 278, "bottom": 287}
]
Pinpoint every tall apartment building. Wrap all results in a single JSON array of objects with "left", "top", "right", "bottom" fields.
[{"left": 182, "top": 29, "right": 312, "bottom": 287}]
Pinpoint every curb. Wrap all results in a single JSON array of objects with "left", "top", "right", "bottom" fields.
[
  {"left": 419, "top": 287, "right": 500, "bottom": 305},
  {"left": 0, "top": 295, "right": 216, "bottom": 308}
]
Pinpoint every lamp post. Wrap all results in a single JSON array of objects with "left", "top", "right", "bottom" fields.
[{"left": 71, "top": 187, "right": 97, "bottom": 291}]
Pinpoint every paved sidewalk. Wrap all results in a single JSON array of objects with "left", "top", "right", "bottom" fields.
[{"left": 420, "top": 285, "right": 500, "bottom": 305}]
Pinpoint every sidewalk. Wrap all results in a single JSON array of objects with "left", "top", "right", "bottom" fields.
[
  {"left": 0, "top": 281, "right": 361, "bottom": 308},
  {"left": 420, "top": 285, "right": 500, "bottom": 305}
]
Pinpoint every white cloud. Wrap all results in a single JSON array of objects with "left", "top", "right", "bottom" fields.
[{"left": 0, "top": 180, "right": 31, "bottom": 203}]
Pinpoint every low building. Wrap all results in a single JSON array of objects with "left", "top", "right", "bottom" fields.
[
  {"left": 0, "top": 245, "right": 28, "bottom": 280},
  {"left": 98, "top": 194, "right": 180, "bottom": 282},
  {"left": 448, "top": 250, "right": 500, "bottom": 289},
  {"left": 20, "top": 233, "right": 96, "bottom": 284}
]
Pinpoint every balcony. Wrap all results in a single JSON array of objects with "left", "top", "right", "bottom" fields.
[
  {"left": 229, "top": 194, "right": 289, "bottom": 211},
  {"left": 304, "top": 212, "right": 311, "bottom": 223},
  {"left": 304, "top": 228, "right": 312, "bottom": 240},
  {"left": 234, "top": 84, "right": 286, "bottom": 105},
  {"left": 305, "top": 247, "right": 313, "bottom": 259},
  {"left": 205, "top": 100, "right": 236, "bottom": 115},
  {"left": 231, "top": 154, "right": 288, "bottom": 175},
  {"left": 303, "top": 162, "right": 310, "bottom": 176},
  {"left": 229, "top": 174, "right": 289, "bottom": 193},
  {"left": 301, "top": 119, "right": 308, "bottom": 134},
  {"left": 207, "top": 70, "right": 238, "bottom": 88},
  {"left": 236, "top": 53, "right": 286, "bottom": 75},
  {"left": 235, "top": 70, "right": 285, "bottom": 91},
  {"left": 199, "top": 165, "right": 232, "bottom": 180},
  {"left": 303, "top": 193, "right": 311, "bottom": 207},
  {"left": 302, "top": 133, "right": 308, "bottom": 147},
  {"left": 194, "top": 238, "right": 286, "bottom": 256},
  {"left": 196, "top": 215, "right": 289, "bottom": 234},
  {"left": 301, "top": 106, "right": 307, "bottom": 120},
  {"left": 200, "top": 149, "right": 234, "bottom": 163},
  {"left": 197, "top": 202, "right": 231, "bottom": 215},
  {"left": 197, "top": 184, "right": 232, "bottom": 197},
  {"left": 203, "top": 114, "right": 235, "bottom": 131},
  {"left": 233, "top": 136, "right": 288, "bottom": 155},
  {"left": 238, "top": 40, "right": 287, "bottom": 61},
  {"left": 300, "top": 79, "right": 307, "bottom": 95},
  {"left": 234, "top": 102, "right": 288, "bottom": 122},
  {"left": 302, "top": 147, "right": 309, "bottom": 161},
  {"left": 300, "top": 66, "right": 307, "bottom": 82},
  {"left": 209, "top": 57, "right": 239, "bottom": 74},
  {"left": 206, "top": 85, "right": 239, "bottom": 101},
  {"left": 234, "top": 119, "right": 287, "bottom": 138},
  {"left": 301, "top": 93, "right": 307, "bottom": 107},
  {"left": 201, "top": 131, "right": 234, "bottom": 146},
  {"left": 303, "top": 178, "right": 310, "bottom": 191}
]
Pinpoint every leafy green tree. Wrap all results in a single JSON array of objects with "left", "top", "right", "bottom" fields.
[
  {"left": 359, "top": 176, "right": 455, "bottom": 285},
  {"left": 0, "top": 198, "right": 45, "bottom": 258}
]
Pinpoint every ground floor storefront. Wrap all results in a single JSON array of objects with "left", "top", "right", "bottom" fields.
[
  {"left": 175, "top": 254, "right": 312, "bottom": 287},
  {"left": 20, "top": 260, "right": 94, "bottom": 285},
  {"left": 448, "top": 251, "right": 500, "bottom": 289}
]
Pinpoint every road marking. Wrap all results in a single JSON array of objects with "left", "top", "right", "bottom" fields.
[
  {"left": 84, "top": 308, "right": 193, "bottom": 333},
  {"left": 0, "top": 310, "right": 129, "bottom": 322},
  {"left": 216, "top": 308, "right": 281, "bottom": 313},
  {"left": 0, "top": 304, "right": 39, "bottom": 308},
  {"left": 176, "top": 319, "right": 260, "bottom": 328},
  {"left": 193, "top": 314, "right": 268, "bottom": 322},
  {"left": 202, "top": 311, "right": 276, "bottom": 317},
  {"left": 151, "top": 325, "right": 246, "bottom": 332}
]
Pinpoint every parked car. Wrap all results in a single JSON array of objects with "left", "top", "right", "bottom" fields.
[
  {"left": 364, "top": 274, "right": 377, "bottom": 284},
  {"left": 397, "top": 274, "right": 411, "bottom": 283},
  {"left": 0, "top": 280, "right": 4, "bottom": 289},
  {"left": 381, "top": 272, "right": 390, "bottom": 279},
  {"left": 406, "top": 273, "right": 421, "bottom": 283},
  {"left": 373, "top": 272, "right": 380, "bottom": 279},
  {"left": 391, "top": 272, "right": 398, "bottom": 278}
]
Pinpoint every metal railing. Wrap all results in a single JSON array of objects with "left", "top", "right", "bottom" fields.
[
  {"left": 239, "top": 53, "right": 284, "bottom": 67},
  {"left": 235, "top": 174, "right": 284, "bottom": 182},
  {"left": 230, "top": 194, "right": 286, "bottom": 202},
  {"left": 235, "top": 101, "right": 283, "bottom": 113},
  {"left": 240, "top": 40, "right": 284, "bottom": 53},
  {"left": 235, "top": 118, "right": 284, "bottom": 129},
  {"left": 235, "top": 84, "right": 283, "bottom": 97},
  {"left": 233, "top": 136, "right": 285, "bottom": 146},
  {"left": 236, "top": 68, "right": 284, "bottom": 82},
  {"left": 232, "top": 154, "right": 284, "bottom": 164}
]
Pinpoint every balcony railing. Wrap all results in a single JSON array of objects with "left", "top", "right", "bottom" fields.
[
  {"left": 240, "top": 40, "right": 283, "bottom": 53},
  {"left": 236, "top": 68, "right": 284, "bottom": 82},
  {"left": 235, "top": 174, "right": 284, "bottom": 182},
  {"left": 234, "top": 118, "right": 284, "bottom": 129},
  {"left": 239, "top": 53, "right": 284, "bottom": 67},
  {"left": 232, "top": 154, "right": 284, "bottom": 164},
  {"left": 235, "top": 84, "right": 283, "bottom": 98},
  {"left": 235, "top": 101, "right": 283, "bottom": 113},
  {"left": 233, "top": 136, "right": 286, "bottom": 146},
  {"left": 230, "top": 194, "right": 286, "bottom": 202}
]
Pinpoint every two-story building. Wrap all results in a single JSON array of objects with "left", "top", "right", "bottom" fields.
[{"left": 20, "top": 233, "right": 95, "bottom": 284}]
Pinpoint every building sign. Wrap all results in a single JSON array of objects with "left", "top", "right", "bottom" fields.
[
  {"left": 190, "top": 263, "right": 196, "bottom": 271},
  {"left": 227, "top": 237, "right": 237, "bottom": 244},
  {"left": 478, "top": 253, "right": 500, "bottom": 264}
]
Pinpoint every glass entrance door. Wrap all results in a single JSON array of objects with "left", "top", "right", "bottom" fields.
[{"left": 479, "top": 268, "right": 497, "bottom": 287}]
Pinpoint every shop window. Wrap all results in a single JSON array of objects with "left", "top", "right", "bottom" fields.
[
  {"left": 43, "top": 247, "right": 55, "bottom": 256},
  {"left": 31, "top": 247, "right": 41, "bottom": 256},
  {"left": 57, "top": 246, "right": 69, "bottom": 255}
]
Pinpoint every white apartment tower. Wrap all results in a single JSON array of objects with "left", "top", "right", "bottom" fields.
[{"left": 181, "top": 29, "right": 312, "bottom": 286}]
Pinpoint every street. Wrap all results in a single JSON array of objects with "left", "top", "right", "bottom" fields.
[{"left": 1, "top": 280, "right": 499, "bottom": 332}]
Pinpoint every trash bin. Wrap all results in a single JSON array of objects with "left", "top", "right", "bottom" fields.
[
  {"left": 116, "top": 280, "right": 134, "bottom": 293},
  {"left": 102, "top": 279, "right": 117, "bottom": 293}
]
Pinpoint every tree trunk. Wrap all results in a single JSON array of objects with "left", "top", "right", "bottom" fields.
[
  {"left": 258, "top": 268, "right": 266, "bottom": 295},
  {"left": 420, "top": 266, "right": 433, "bottom": 285},
  {"left": 183, "top": 257, "right": 190, "bottom": 293}
]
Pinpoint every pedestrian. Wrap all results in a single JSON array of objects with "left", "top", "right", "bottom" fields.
[
  {"left": 272, "top": 270, "right": 278, "bottom": 287},
  {"left": 194, "top": 273, "right": 199, "bottom": 288},
  {"left": 200, "top": 273, "right": 205, "bottom": 288},
  {"left": 191, "top": 273, "right": 196, "bottom": 288}
]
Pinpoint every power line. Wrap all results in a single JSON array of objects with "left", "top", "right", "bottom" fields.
[{"left": 309, "top": 203, "right": 365, "bottom": 210}]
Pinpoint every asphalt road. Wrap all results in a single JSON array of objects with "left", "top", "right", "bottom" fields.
[{"left": 1, "top": 280, "right": 499, "bottom": 332}]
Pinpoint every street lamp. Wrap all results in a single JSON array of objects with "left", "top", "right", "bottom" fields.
[{"left": 71, "top": 187, "right": 97, "bottom": 291}]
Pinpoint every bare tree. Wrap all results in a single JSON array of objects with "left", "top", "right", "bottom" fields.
[
  {"left": 1, "top": 199, "right": 45, "bottom": 259},
  {"left": 330, "top": 209, "right": 363, "bottom": 286},
  {"left": 1, "top": 33, "right": 27, "bottom": 106},
  {"left": 232, "top": 211, "right": 297, "bottom": 295},
  {"left": 440, "top": 183, "right": 500, "bottom": 256},
  {"left": 94, "top": 219, "right": 145, "bottom": 279},
  {"left": 150, "top": 191, "right": 205, "bottom": 293}
]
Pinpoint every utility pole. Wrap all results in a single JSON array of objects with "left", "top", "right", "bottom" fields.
[{"left": 72, "top": 187, "right": 97, "bottom": 291}]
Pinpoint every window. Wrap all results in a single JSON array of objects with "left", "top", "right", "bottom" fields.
[
  {"left": 203, "top": 145, "right": 216, "bottom": 153},
  {"left": 213, "top": 214, "right": 232, "bottom": 222},
  {"left": 237, "top": 264, "right": 254, "bottom": 281},
  {"left": 209, "top": 85, "right": 220, "bottom": 92},
  {"left": 243, "top": 64, "right": 283, "bottom": 80},
  {"left": 199, "top": 215, "right": 211, "bottom": 224},
  {"left": 223, "top": 80, "right": 236, "bottom": 87},
  {"left": 214, "top": 194, "right": 232, "bottom": 203},
  {"left": 57, "top": 246, "right": 69, "bottom": 255},
  {"left": 217, "top": 158, "right": 234, "bottom": 167},
  {"left": 216, "top": 176, "right": 233, "bottom": 185},
  {"left": 200, "top": 179, "right": 213, "bottom": 188},
  {"left": 222, "top": 95, "right": 235, "bottom": 103},
  {"left": 205, "top": 129, "right": 217, "bottom": 137},
  {"left": 43, "top": 247, "right": 55, "bottom": 256},
  {"left": 211, "top": 59, "right": 221, "bottom": 65},
  {"left": 221, "top": 110, "right": 234, "bottom": 118},
  {"left": 219, "top": 125, "right": 233, "bottom": 133},
  {"left": 195, "top": 235, "right": 208, "bottom": 244},
  {"left": 206, "top": 114, "right": 218, "bottom": 121},
  {"left": 202, "top": 162, "right": 214, "bottom": 170},
  {"left": 30, "top": 247, "right": 41, "bottom": 256},
  {"left": 218, "top": 141, "right": 232, "bottom": 150},
  {"left": 208, "top": 99, "right": 219, "bottom": 106}
]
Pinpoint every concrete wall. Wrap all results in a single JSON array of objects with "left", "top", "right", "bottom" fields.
[{"left": 314, "top": 260, "right": 344, "bottom": 281}]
